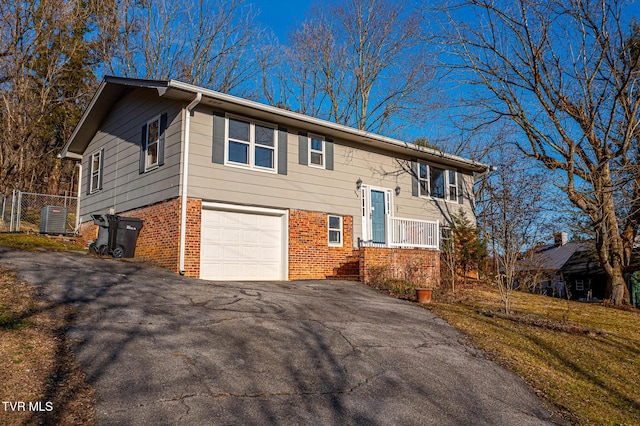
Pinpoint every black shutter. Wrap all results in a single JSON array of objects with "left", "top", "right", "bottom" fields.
[
  {"left": 298, "top": 133, "right": 308, "bottom": 165},
  {"left": 139, "top": 124, "right": 147, "bottom": 174},
  {"left": 277, "top": 128, "right": 288, "bottom": 175},
  {"left": 98, "top": 148, "right": 104, "bottom": 190},
  {"left": 158, "top": 113, "right": 167, "bottom": 166},
  {"left": 457, "top": 171, "right": 464, "bottom": 204},
  {"left": 212, "top": 113, "right": 225, "bottom": 164},
  {"left": 325, "top": 139, "right": 334, "bottom": 170},
  {"left": 411, "top": 161, "right": 419, "bottom": 197}
]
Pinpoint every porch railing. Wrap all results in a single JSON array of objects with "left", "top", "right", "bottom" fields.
[
  {"left": 359, "top": 217, "right": 439, "bottom": 249},
  {"left": 389, "top": 217, "right": 439, "bottom": 249}
]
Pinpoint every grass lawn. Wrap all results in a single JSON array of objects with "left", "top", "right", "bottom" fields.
[
  {"left": 1, "top": 233, "right": 94, "bottom": 425},
  {"left": 426, "top": 286, "right": 640, "bottom": 425},
  {"left": 0, "top": 232, "right": 84, "bottom": 252}
]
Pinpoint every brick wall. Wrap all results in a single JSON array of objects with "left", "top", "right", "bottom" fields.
[
  {"left": 78, "top": 201, "right": 442, "bottom": 284},
  {"left": 358, "top": 247, "right": 440, "bottom": 288},
  {"left": 288, "top": 209, "right": 354, "bottom": 279},
  {"left": 77, "top": 197, "right": 202, "bottom": 277}
]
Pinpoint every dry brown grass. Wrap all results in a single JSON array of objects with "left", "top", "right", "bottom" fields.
[
  {"left": 427, "top": 285, "right": 640, "bottom": 425},
  {"left": 0, "top": 267, "right": 96, "bottom": 425}
]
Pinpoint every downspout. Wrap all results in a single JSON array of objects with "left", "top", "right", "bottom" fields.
[
  {"left": 179, "top": 93, "right": 202, "bottom": 275},
  {"left": 75, "top": 163, "right": 82, "bottom": 232}
]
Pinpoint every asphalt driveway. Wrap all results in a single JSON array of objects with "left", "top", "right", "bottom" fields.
[{"left": 0, "top": 249, "right": 555, "bottom": 425}]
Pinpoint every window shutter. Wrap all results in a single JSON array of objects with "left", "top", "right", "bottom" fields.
[
  {"left": 325, "top": 139, "right": 334, "bottom": 170},
  {"left": 139, "top": 124, "right": 147, "bottom": 174},
  {"left": 98, "top": 148, "right": 104, "bottom": 190},
  {"left": 158, "top": 113, "right": 167, "bottom": 166},
  {"left": 212, "top": 113, "right": 225, "bottom": 164},
  {"left": 411, "top": 161, "right": 419, "bottom": 197},
  {"left": 457, "top": 171, "right": 464, "bottom": 204},
  {"left": 298, "top": 133, "right": 308, "bottom": 165},
  {"left": 277, "top": 129, "right": 288, "bottom": 175}
]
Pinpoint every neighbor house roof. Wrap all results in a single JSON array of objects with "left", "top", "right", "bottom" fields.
[
  {"left": 61, "top": 76, "right": 491, "bottom": 173},
  {"left": 518, "top": 241, "right": 589, "bottom": 272}
]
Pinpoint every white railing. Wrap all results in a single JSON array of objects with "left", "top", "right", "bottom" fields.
[{"left": 389, "top": 217, "right": 439, "bottom": 249}]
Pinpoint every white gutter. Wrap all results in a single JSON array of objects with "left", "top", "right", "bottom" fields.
[
  {"left": 179, "top": 92, "right": 202, "bottom": 275},
  {"left": 75, "top": 163, "right": 82, "bottom": 232}
]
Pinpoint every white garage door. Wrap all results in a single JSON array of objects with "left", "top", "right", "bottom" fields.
[{"left": 200, "top": 208, "right": 285, "bottom": 280}]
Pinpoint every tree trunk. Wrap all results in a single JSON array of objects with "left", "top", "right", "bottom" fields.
[{"left": 608, "top": 266, "right": 630, "bottom": 306}]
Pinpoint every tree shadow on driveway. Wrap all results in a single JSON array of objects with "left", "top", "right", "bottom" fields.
[{"left": 0, "top": 250, "right": 555, "bottom": 425}]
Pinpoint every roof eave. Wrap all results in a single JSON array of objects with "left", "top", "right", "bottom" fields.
[{"left": 165, "top": 80, "right": 491, "bottom": 173}]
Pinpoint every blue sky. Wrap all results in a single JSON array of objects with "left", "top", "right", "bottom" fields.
[{"left": 253, "top": 0, "right": 315, "bottom": 41}]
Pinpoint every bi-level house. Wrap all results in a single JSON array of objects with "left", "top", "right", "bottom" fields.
[{"left": 61, "top": 76, "right": 489, "bottom": 283}]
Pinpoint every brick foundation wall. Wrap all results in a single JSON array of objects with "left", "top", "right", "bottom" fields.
[
  {"left": 288, "top": 209, "right": 354, "bottom": 279},
  {"left": 77, "top": 197, "right": 202, "bottom": 277},
  {"left": 359, "top": 247, "right": 440, "bottom": 288}
]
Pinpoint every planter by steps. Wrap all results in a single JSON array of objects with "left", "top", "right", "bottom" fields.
[{"left": 415, "top": 288, "right": 433, "bottom": 304}]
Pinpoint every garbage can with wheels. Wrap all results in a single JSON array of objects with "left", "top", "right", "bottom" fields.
[
  {"left": 106, "top": 215, "right": 144, "bottom": 258},
  {"left": 89, "top": 214, "right": 110, "bottom": 255}
]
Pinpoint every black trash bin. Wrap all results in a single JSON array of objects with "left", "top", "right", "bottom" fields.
[
  {"left": 89, "top": 214, "right": 110, "bottom": 255},
  {"left": 106, "top": 215, "right": 144, "bottom": 258}
]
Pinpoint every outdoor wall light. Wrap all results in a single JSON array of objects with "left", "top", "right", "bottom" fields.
[
  {"left": 356, "top": 178, "right": 362, "bottom": 190},
  {"left": 395, "top": 185, "right": 401, "bottom": 196}
]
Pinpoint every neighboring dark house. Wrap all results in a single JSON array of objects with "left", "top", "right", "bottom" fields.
[{"left": 517, "top": 233, "right": 606, "bottom": 301}]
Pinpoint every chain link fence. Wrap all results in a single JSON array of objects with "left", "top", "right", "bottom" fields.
[{"left": 1, "top": 190, "right": 78, "bottom": 233}]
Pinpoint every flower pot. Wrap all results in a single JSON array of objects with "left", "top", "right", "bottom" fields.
[{"left": 415, "top": 288, "right": 433, "bottom": 304}]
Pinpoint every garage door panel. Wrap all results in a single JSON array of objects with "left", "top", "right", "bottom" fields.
[{"left": 200, "top": 208, "right": 285, "bottom": 281}]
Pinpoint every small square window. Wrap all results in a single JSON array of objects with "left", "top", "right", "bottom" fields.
[{"left": 328, "top": 215, "right": 343, "bottom": 246}]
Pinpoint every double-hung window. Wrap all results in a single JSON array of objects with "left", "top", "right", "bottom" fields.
[
  {"left": 418, "top": 162, "right": 458, "bottom": 201},
  {"left": 419, "top": 163, "right": 429, "bottom": 196},
  {"left": 90, "top": 149, "right": 103, "bottom": 193},
  {"left": 227, "top": 117, "right": 276, "bottom": 171},
  {"left": 448, "top": 170, "right": 458, "bottom": 201},
  {"left": 430, "top": 166, "right": 446, "bottom": 199},
  {"left": 328, "top": 215, "right": 343, "bottom": 246},
  {"left": 145, "top": 116, "right": 160, "bottom": 170},
  {"left": 309, "top": 134, "right": 325, "bottom": 168}
]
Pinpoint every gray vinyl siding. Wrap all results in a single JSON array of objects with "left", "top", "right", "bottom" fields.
[
  {"left": 187, "top": 106, "right": 476, "bottom": 245},
  {"left": 79, "top": 88, "right": 183, "bottom": 222}
]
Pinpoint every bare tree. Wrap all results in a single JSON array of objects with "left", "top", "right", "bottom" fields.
[
  {"left": 100, "top": 0, "right": 271, "bottom": 96},
  {"left": 264, "top": 0, "right": 435, "bottom": 134},
  {"left": 0, "top": 0, "right": 102, "bottom": 194},
  {"left": 477, "top": 144, "right": 551, "bottom": 312},
  {"left": 447, "top": 0, "right": 640, "bottom": 305}
]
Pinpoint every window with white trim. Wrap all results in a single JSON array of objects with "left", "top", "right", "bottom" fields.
[
  {"left": 575, "top": 279, "right": 584, "bottom": 291},
  {"left": 328, "top": 215, "right": 343, "bottom": 246},
  {"left": 90, "top": 149, "right": 102, "bottom": 193},
  {"left": 448, "top": 170, "right": 458, "bottom": 200},
  {"left": 226, "top": 116, "right": 277, "bottom": 171},
  {"left": 309, "top": 134, "right": 325, "bottom": 168},
  {"left": 419, "top": 162, "right": 458, "bottom": 201},
  {"left": 145, "top": 116, "right": 160, "bottom": 170}
]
